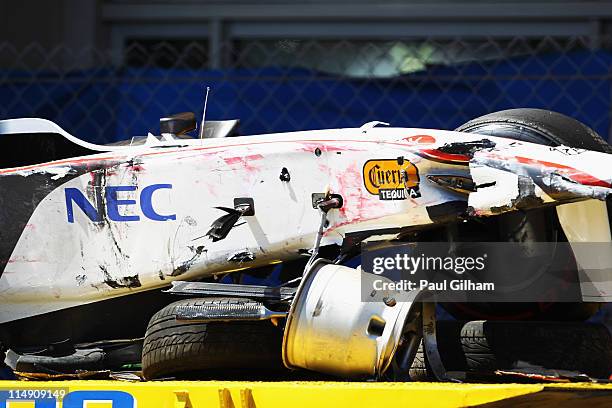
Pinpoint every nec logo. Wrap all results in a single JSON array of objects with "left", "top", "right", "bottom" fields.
[{"left": 65, "top": 184, "right": 176, "bottom": 223}]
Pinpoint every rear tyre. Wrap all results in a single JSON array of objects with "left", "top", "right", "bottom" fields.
[
  {"left": 460, "top": 321, "right": 612, "bottom": 379},
  {"left": 141, "top": 298, "right": 284, "bottom": 380},
  {"left": 409, "top": 320, "right": 612, "bottom": 380},
  {"left": 448, "top": 109, "right": 608, "bottom": 321}
]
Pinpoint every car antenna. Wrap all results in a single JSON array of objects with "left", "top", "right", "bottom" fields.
[{"left": 199, "top": 86, "right": 211, "bottom": 139}]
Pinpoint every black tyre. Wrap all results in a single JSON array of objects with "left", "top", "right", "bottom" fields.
[
  {"left": 141, "top": 298, "right": 284, "bottom": 380},
  {"left": 408, "top": 321, "right": 467, "bottom": 381},
  {"left": 446, "top": 108, "right": 608, "bottom": 321},
  {"left": 408, "top": 342, "right": 432, "bottom": 381},
  {"left": 460, "top": 320, "right": 612, "bottom": 379},
  {"left": 455, "top": 108, "right": 611, "bottom": 153},
  {"left": 410, "top": 320, "right": 612, "bottom": 380}
]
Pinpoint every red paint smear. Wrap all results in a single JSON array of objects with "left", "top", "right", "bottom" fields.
[
  {"left": 418, "top": 149, "right": 470, "bottom": 164},
  {"left": 515, "top": 155, "right": 610, "bottom": 188},
  {"left": 404, "top": 135, "right": 436, "bottom": 145},
  {"left": 223, "top": 154, "right": 264, "bottom": 165},
  {"left": 224, "top": 157, "right": 243, "bottom": 165},
  {"left": 222, "top": 154, "right": 264, "bottom": 173},
  {"left": 296, "top": 142, "right": 366, "bottom": 154},
  {"left": 205, "top": 182, "right": 219, "bottom": 197},
  {"left": 317, "top": 163, "right": 331, "bottom": 176},
  {"left": 7, "top": 257, "right": 42, "bottom": 263},
  {"left": 330, "top": 162, "right": 382, "bottom": 233},
  {"left": 336, "top": 163, "right": 363, "bottom": 220}
]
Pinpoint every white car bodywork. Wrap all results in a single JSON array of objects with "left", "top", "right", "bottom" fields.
[{"left": 0, "top": 119, "right": 611, "bottom": 323}]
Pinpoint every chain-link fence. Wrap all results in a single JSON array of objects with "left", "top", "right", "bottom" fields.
[{"left": 1, "top": 36, "right": 611, "bottom": 144}]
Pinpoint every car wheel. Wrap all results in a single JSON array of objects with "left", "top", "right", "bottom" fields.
[
  {"left": 460, "top": 320, "right": 612, "bottom": 379},
  {"left": 443, "top": 109, "right": 608, "bottom": 321},
  {"left": 141, "top": 298, "right": 284, "bottom": 380},
  {"left": 410, "top": 320, "right": 612, "bottom": 380}
]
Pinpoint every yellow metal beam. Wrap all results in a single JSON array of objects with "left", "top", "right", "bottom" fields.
[
  {"left": 0, "top": 381, "right": 547, "bottom": 408},
  {"left": 1, "top": 380, "right": 612, "bottom": 407}
]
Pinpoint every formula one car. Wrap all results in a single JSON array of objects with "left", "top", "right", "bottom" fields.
[{"left": 0, "top": 108, "right": 611, "bottom": 379}]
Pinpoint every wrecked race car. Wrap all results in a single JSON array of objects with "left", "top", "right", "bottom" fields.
[{"left": 0, "top": 108, "right": 611, "bottom": 380}]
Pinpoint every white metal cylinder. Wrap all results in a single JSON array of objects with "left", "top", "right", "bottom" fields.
[{"left": 282, "top": 260, "right": 420, "bottom": 378}]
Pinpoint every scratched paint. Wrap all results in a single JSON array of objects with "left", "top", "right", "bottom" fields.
[{"left": 2, "top": 124, "right": 612, "bottom": 323}]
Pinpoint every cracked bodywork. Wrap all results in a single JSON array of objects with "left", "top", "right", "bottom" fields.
[
  {"left": 1, "top": 122, "right": 612, "bottom": 324},
  {"left": 467, "top": 143, "right": 612, "bottom": 216}
]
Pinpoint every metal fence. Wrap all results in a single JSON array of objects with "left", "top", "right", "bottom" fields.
[{"left": 1, "top": 36, "right": 611, "bottom": 144}]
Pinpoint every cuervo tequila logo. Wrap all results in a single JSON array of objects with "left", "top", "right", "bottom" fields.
[{"left": 363, "top": 158, "right": 420, "bottom": 200}]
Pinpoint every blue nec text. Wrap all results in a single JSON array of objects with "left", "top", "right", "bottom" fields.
[{"left": 65, "top": 184, "right": 176, "bottom": 223}]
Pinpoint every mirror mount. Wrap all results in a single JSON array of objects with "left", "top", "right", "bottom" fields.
[{"left": 160, "top": 112, "right": 197, "bottom": 136}]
